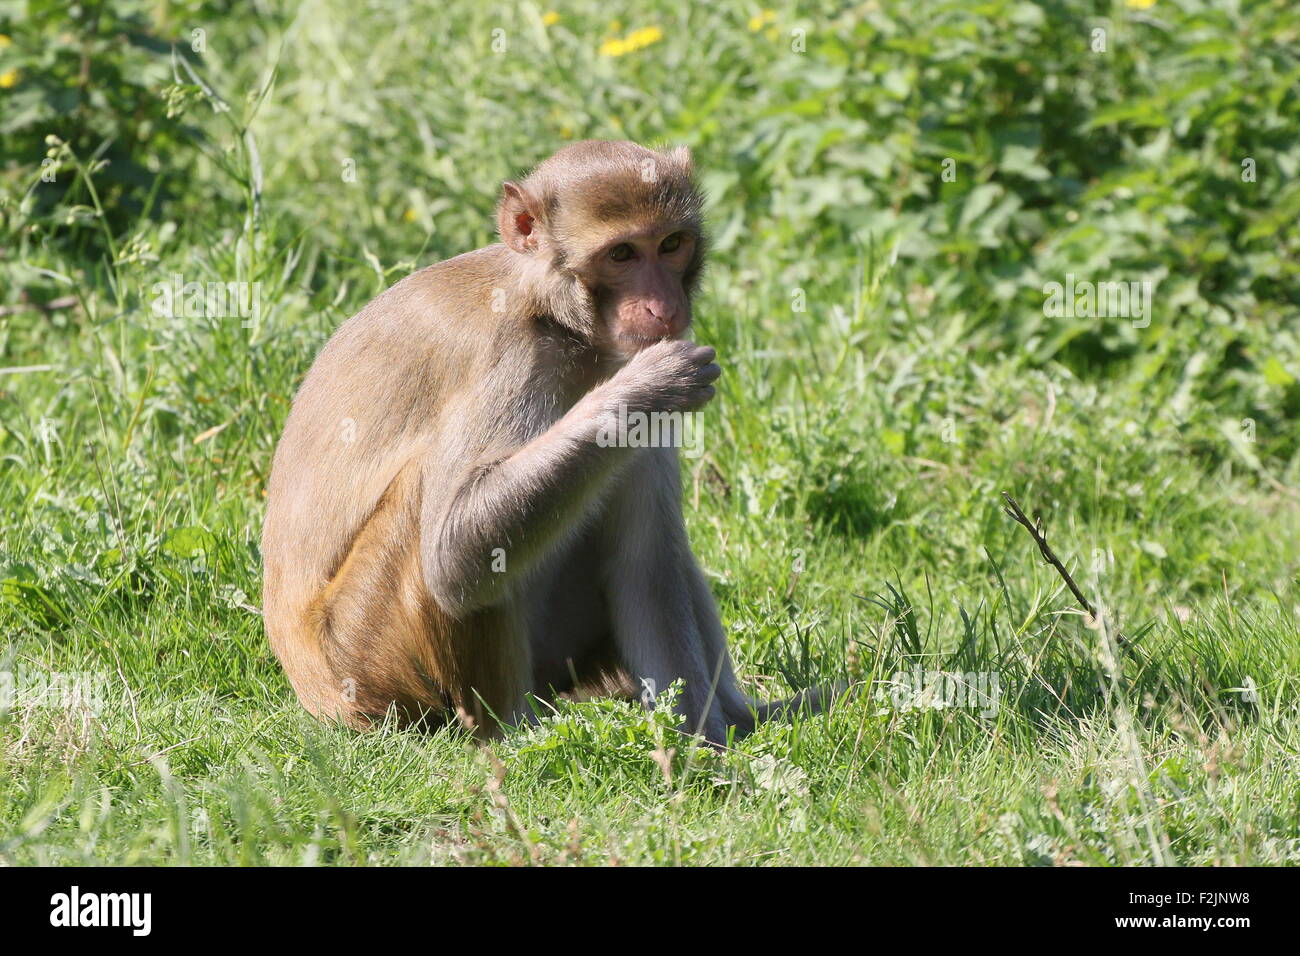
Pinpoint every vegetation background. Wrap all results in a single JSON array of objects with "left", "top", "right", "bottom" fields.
[{"left": 1, "top": 0, "right": 1297, "bottom": 864}]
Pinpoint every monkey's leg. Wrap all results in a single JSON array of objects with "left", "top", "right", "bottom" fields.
[
  {"left": 314, "top": 461, "right": 530, "bottom": 737},
  {"left": 601, "top": 447, "right": 742, "bottom": 743},
  {"left": 682, "top": 561, "right": 762, "bottom": 736}
]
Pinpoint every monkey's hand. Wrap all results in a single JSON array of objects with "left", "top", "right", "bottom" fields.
[{"left": 615, "top": 340, "right": 721, "bottom": 414}]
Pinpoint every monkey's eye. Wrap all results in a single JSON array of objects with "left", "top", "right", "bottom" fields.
[
  {"left": 609, "top": 243, "right": 636, "bottom": 262},
  {"left": 659, "top": 233, "right": 685, "bottom": 254}
]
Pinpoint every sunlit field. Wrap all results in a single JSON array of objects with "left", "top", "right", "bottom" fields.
[{"left": 1, "top": 0, "right": 1298, "bottom": 865}]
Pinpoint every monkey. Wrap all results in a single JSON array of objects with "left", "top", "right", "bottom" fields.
[{"left": 262, "top": 140, "right": 830, "bottom": 745}]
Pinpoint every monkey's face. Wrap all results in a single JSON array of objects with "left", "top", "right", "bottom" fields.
[
  {"left": 585, "top": 228, "right": 698, "bottom": 358},
  {"left": 495, "top": 141, "right": 706, "bottom": 355}
]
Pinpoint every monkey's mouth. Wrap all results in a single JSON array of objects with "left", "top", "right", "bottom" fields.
[
  {"left": 622, "top": 333, "right": 672, "bottom": 347},
  {"left": 609, "top": 334, "right": 671, "bottom": 359},
  {"left": 616, "top": 328, "right": 689, "bottom": 351}
]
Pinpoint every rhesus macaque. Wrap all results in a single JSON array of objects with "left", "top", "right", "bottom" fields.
[{"left": 263, "top": 140, "right": 825, "bottom": 744}]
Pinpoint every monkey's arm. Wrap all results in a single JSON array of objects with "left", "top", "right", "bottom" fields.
[
  {"left": 421, "top": 384, "right": 630, "bottom": 617},
  {"left": 421, "top": 339, "right": 718, "bottom": 617}
]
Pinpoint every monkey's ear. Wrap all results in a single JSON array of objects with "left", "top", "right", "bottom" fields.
[
  {"left": 498, "top": 181, "right": 544, "bottom": 255},
  {"left": 668, "top": 145, "right": 694, "bottom": 177}
]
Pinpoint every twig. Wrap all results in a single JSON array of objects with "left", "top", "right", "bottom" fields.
[
  {"left": 0, "top": 295, "right": 78, "bottom": 317},
  {"left": 128, "top": 737, "right": 201, "bottom": 768},
  {"left": 1001, "top": 492, "right": 1130, "bottom": 649}
]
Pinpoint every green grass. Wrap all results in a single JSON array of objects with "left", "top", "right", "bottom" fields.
[{"left": 1, "top": 0, "right": 1298, "bottom": 865}]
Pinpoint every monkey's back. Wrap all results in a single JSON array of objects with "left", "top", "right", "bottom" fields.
[{"left": 261, "top": 247, "right": 526, "bottom": 720}]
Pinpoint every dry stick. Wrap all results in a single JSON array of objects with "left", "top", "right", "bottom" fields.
[
  {"left": 0, "top": 295, "right": 79, "bottom": 318},
  {"left": 1000, "top": 492, "right": 1131, "bottom": 650}
]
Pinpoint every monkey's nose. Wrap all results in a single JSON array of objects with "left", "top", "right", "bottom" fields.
[{"left": 647, "top": 307, "right": 682, "bottom": 336}]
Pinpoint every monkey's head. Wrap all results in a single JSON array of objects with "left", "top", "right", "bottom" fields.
[{"left": 497, "top": 140, "right": 706, "bottom": 359}]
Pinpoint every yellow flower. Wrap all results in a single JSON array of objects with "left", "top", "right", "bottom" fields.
[
  {"left": 627, "top": 26, "right": 663, "bottom": 49},
  {"left": 0, "top": 69, "right": 19, "bottom": 89},
  {"left": 1125, "top": 0, "right": 1155, "bottom": 7},
  {"left": 748, "top": 10, "right": 777, "bottom": 32},
  {"left": 542, "top": 11, "right": 560, "bottom": 26},
  {"left": 600, "top": 24, "right": 662, "bottom": 57},
  {"left": 402, "top": 208, "right": 417, "bottom": 223},
  {"left": 0, "top": 34, "right": 11, "bottom": 47}
]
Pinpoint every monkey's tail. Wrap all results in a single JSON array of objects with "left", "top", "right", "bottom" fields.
[{"left": 747, "top": 681, "right": 851, "bottom": 725}]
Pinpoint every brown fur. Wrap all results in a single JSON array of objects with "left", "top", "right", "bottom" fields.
[{"left": 263, "top": 140, "right": 831, "bottom": 742}]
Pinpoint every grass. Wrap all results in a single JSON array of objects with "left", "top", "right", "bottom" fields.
[{"left": 1, "top": 0, "right": 1298, "bottom": 865}]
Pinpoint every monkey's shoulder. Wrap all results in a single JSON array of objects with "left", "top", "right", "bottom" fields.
[
  {"left": 304, "top": 251, "right": 494, "bottom": 374},
  {"left": 335, "top": 246, "right": 529, "bottom": 350},
  {"left": 384, "top": 245, "right": 514, "bottom": 323}
]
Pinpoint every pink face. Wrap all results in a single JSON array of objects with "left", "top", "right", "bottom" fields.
[{"left": 588, "top": 229, "right": 697, "bottom": 355}]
